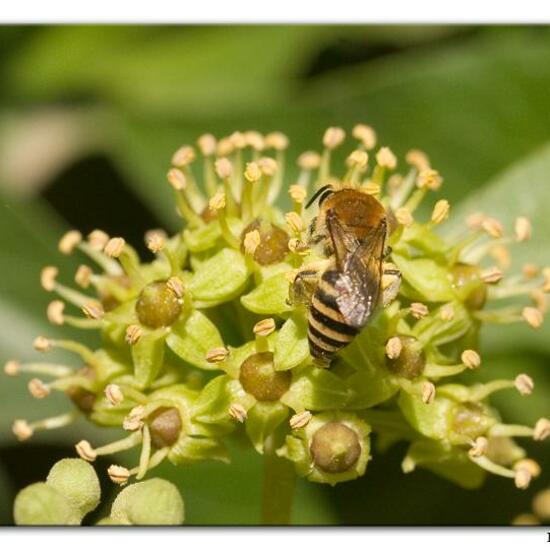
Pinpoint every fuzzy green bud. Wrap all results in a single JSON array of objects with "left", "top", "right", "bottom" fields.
[
  {"left": 14, "top": 482, "right": 81, "bottom": 525},
  {"left": 135, "top": 280, "right": 183, "bottom": 328},
  {"left": 239, "top": 352, "right": 292, "bottom": 402},
  {"left": 110, "top": 478, "right": 184, "bottom": 525},
  {"left": 46, "top": 458, "right": 101, "bottom": 516}
]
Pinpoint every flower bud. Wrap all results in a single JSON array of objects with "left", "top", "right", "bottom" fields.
[
  {"left": 135, "top": 280, "right": 183, "bottom": 329},
  {"left": 239, "top": 352, "right": 291, "bottom": 402},
  {"left": 46, "top": 458, "right": 101, "bottom": 516},
  {"left": 14, "top": 482, "right": 81, "bottom": 525},
  {"left": 148, "top": 407, "right": 182, "bottom": 448},
  {"left": 110, "top": 478, "right": 184, "bottom": 525}
]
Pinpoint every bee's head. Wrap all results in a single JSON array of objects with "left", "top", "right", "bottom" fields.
[{"left": 305, "top": 184, "right": 335, "bottom": 210}]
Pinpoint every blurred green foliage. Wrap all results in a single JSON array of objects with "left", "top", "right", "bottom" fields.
[{"left": 0, "top": 25, "right": 549, "bottom": 525}]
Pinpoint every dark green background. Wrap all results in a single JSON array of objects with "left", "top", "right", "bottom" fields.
[{"left": 0, "top": 25, "right": 549, "bottom": 525}]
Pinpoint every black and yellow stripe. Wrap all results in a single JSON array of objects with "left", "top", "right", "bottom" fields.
[{"left": 308, "top": 269, "right": 359, "bottom": 363}]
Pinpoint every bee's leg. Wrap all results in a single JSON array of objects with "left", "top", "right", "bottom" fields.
[
  {"left": 381, "top": 265, "right": 401, "bottom": 307},
  {"left": 287, "top": 260, "right": 330, "bottom": 306},
  {"left": 383, "top": 245, "right": 393, "bottom": 259}
]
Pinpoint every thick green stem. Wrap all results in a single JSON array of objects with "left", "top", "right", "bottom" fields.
[{"left": 261, "top": 433, "right": 296, "bottom": 525}]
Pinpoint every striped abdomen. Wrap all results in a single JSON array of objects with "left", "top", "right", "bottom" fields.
[{"left": 308, "top": 268, "right": 359, "bottom": 365}]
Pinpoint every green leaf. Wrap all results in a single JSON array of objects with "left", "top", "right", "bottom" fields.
[
  {"left": 274, "top": 315, "right": 310, "bottom": 371},
  {"left": 166, "top": 310, "right": 224, "bottom": 370},
  {"left": 131, "top": 330, "right": 166, "bottom": 388},
  {"left": 241, "top": 271, "right": 292, "bottom": 315},
  {"left": 189, "top": 248, "right": 249, "bottom": 307}
]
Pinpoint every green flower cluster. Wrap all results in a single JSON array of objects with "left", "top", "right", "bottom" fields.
[
  {"left": 6, "top": 126, "right": 550, "bottom": 500},
  {"left": 13, "top": 458, "right": 184, "bottom": 525}
]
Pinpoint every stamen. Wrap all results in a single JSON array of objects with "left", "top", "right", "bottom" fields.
[
  {"left": 125, "top": 324, "right": 143, "bottom": 345},
  {"left": 385, "top": 336, "right": 402, "bottom": 360},
  {"left": 265, "top": 132, "right": 289, "bottom": 151},
  {"left": 123, "top": 405, "right": 146, "bottom": 431},
  {"left": 375, "top": 147, "right": 397, "bottom": 170},
  {"left": 468, "top": 436, "right": 488, "bottom": 458},
  {"left": 209, "top": 191, "right": 240, "bottom": 249},
  {"left": 41, "top": 266, "right": 59, "bottom": 292},
  {"left": 514, "top": 374, "right": 534, "bottom": 396},
  {"left": 417, "top": 168, "right": 442, "bottom": 191},
  {"left": 323, "top": 127, "right": 345, "bottom": 150},
  {"left": 469, "top": 455, "right": 515, "bottom": 479},
  {"left": 75, "top": 440, "right": 97, "bottom": 461},
  {"left": 480, "top": 267, "right": 503, "bottom": 284},
  {"left": 206, "top": 347, "right": 229, "bottom": 364},
  {"left": 410, "top": 303, "right": 429, "bottom": 319},
  {"left": 522, "top": 263, "right": 540, "bottom": 279},
  {"left": 166, "top": 276, "right": 185, "bottom": 299},
  {"left": 395, "top": 207, "right": 414, "bottom": 227},
  {"left": 12, "top": 419, "right": 34, "bottom": 441},
  {"left": 461, "top": 349, "right": 481, "bottom": 369},
  {"left": 81, "top": 301, "right": 104, "bottom": 321},
  {"left": 489, "top": 245, "right": 511, "bottom": 270},
  {"left": 28, "top": 378, "right": 50, "bottom": 399},
  {"left": 105, "top": 384, "right": 124, "bottom": 405},
  {"left": 172, "top": 145, "right": 196, "bottom": 167},
  {"left": 533, "top": 418, "right": 550, "bottom": 441},
  {"left": 107, "top": 464, "right": 131, "bottom": 485},
  {"left": 47, "top": 300, "right": 65, "bottom": 325},
  {"left": 197, "top": 133, "right": 217, "bottom": 156},
  {"left": 289, "top": 410, "right": 312, "bottom": 429},
  {"left": 5, "top": 361, "right": 73, "bottom": 378},
  {"left": 421, "top": 381, "right": 436, "bottom": 404},
  {"left": 352, "top": 124, "right": 377, "bottom": 150},
  {"left": 245, "top": 131, "right": 265, "bottom": 152},
  {"left": 93, "top": 431, "right": 143, "bottom": 457},
  {"left": 87, "top": 229, "right": 110, "bottom": 251},
  {"left": 515, "top": 217, "right": 532, "bottom": 242},
  {"left": 431, "top": 199, "right": 450, "bottom": 225},
  {"left": 481, "top": 217, "right": 504, "bottom": 239},
  {"left": 406, "top": 149, "right": 430, "bottom": 171},
  {"left": 58, "top": 230, "right": 82, "bottom": 255},
  {"left": 285, "top": 212, "right": 303, "bottom": 235},
  {"left": 167, "top": 169, "right": 203, "bottom": 227},
  {"left": 4, "top": 360, "right": 20, "bottom": 376},
  {"left": 243, "top": 230, "right": 261, "bottom": 257},
  {"left": 136, "top": 424, "right": 152, "bottom": 480},
  {"left": 253, "top": 318, "right": 276, "bottom": 337},
  {"left": 104, "top": 237, "right": 125, "bottom": 258},
  {"left": 522, "top": 306, "right": 543, "bottom": 328},
  {"left": 145, "top": 230, "right": 166, "bottom": 254},
  {"left": 33, "top": 336, "right": 52, "bottom": 352},
  {"left": 440, "top": 304, "right": 455, "bottom": 321},
  {"left": 74, "top": 265, "right": 92, "bottom": 288},
  {"left": 229, "top": 403, "right": 247, "bottom": 423}
]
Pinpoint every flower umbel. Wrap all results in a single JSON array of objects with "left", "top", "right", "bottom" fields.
[{"left": 7, "top": 126, "right": 549, "bottom": 517}]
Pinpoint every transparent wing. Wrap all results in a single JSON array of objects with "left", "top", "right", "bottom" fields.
[
  {"left": 325, "top": 209, "right": 360, "bottom": 270},
  {"left": 335, "top": 222, "right": 386, "bottom": 329}
]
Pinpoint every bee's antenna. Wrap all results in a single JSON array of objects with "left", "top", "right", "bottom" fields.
[{"left": 305, "top": 185, "right": 333, "bottom": 210}]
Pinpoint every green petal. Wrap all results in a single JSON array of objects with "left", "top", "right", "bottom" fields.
[
  {"left": 131, "top": 329, "right": 166, "bottom": 389},
  {"left": 412, "top": 301, "right": 472, "bottom": 347},
  {"left": 392, "top": 254, "right": 455, "bottom": 302},
  {"left": 398, "top": 389, "right": 453, "bottom": 440},
  {"left": 189, "top": 248, "right": 249, "bottom": 307},
  {"left": 404, "top": 439, "right": 486, "bottom": 489},
  {"left": 184, "top": 221, "right": 222, "bottom": 252},
  {"left": 281, "top": 366, "right": 350, "bottom": 411},
  {"left": 166, "top": 310, "right": 224, "bottom": 370},
  {"left": 241, "top": 271, "right": 292, "bottom": 315},
  {"left": 169, "top": 435, "right": 229, "bottom": 464},
  {"left": 192, "top": 374, "right": 254, "bottom": 425},
  {"left": 246, "top": 401, "right": 288, "bottom": 453},
  {"left": 274, "top": 315, "right": 310, "bottom": 371},
  {"left": 345, "top": 368, "right": 400, "bottom": 409}
]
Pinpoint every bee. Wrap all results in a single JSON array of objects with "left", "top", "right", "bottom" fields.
[{"left": 290, "top": 185, "right": 401, "bottom": 367}]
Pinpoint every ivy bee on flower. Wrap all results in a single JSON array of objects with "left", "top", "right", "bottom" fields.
[{"left": 290, "top": 185, "right": 401, "bottom": 367}]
